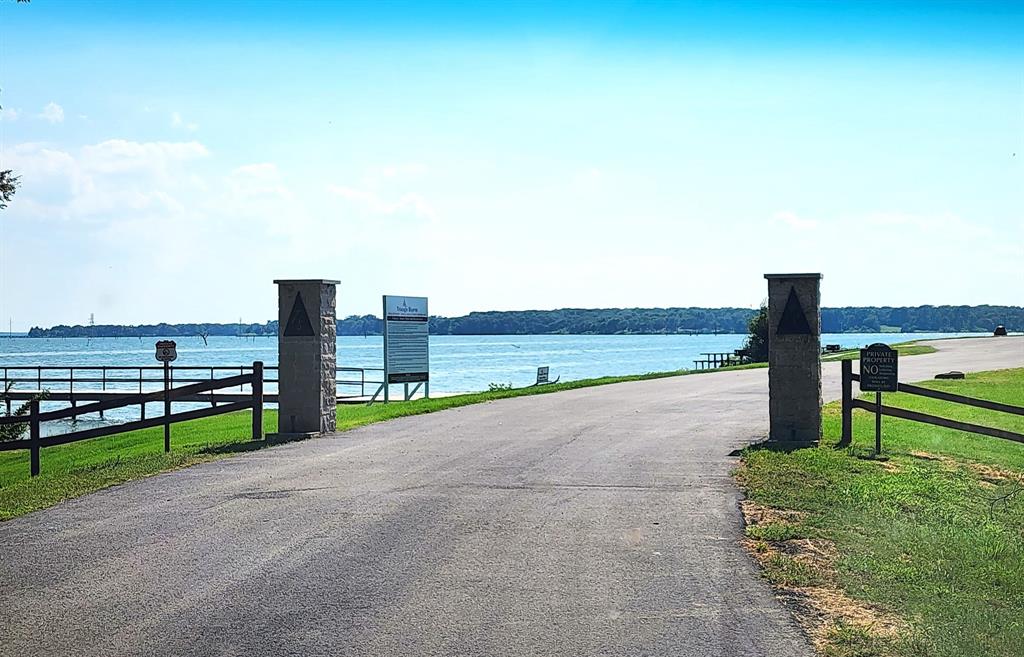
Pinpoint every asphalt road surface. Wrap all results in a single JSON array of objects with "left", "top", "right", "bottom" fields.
[{"left": 2, "top": 337, "right": 1021, "bottom": 656}]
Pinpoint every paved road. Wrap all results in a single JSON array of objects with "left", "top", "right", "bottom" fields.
[{"left": 1, "top": 337, "right": 1021, "bottom": 657}]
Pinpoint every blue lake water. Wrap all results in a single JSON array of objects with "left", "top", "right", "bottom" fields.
[
  {"left": 0, "top": 332, "right": 982, "bottom": 434},
  {"left": 1, "top": 332, "right": 981, "bottom": 394}
]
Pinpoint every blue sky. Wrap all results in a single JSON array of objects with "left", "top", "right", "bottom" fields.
[{"left": 0, "top": 0, "right": 1021, "bottom": 328}]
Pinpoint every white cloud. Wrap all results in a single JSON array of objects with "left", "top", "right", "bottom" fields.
[
  {"left": 326, "top": 184, "right": 436, "bottom": 219},
  {"left": 0, "top": 137, "right": 316, "bottom": 311},
  {"left": 4, "top": 139, "right": 211, "bottom": 221},
  {"left": 39, "top": 101, "right": 64, "bottom": 123},
  {"left": 774, "top": 210, "right": 818, "bottom": 231},
  {"left": 78, "top": 139, "right": 209, "bottom": 174},
  {"left": 170, "top": 111, "right": 199, "bottom": 132},
  {"left": 0, "top": 107, "right": 19, "bottom": 121},
  {"left": 326, "top": 164, "right": 437, "bottom": 220}
]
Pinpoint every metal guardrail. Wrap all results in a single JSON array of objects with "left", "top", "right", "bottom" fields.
[{"left": 0, "top": 364, "right": 385, "bottom": 405}]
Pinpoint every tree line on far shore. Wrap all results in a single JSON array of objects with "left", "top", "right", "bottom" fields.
[{"left": 25, "top": 305, "right": 1023, "bottom": 339}]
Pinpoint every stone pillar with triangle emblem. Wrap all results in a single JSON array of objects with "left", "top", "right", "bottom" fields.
[
  {"left": 764, "top": 273, "right": 823, "bottom": 445},
  {"left": 272, "top": 279, "right": 339, "bottom": 438}
]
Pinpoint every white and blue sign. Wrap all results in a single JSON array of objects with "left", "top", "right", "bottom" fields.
[{"left": 383, "top": 295, "right": 429, "bottom": 384}]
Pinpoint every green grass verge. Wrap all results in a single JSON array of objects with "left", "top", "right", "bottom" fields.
[
  {"left": 737, "top": 368, "right": 1024, "bottom": 657},
  {"left": 822, "top": 341, "right": 938, "bottom": 362},
  {"left": 0, "top": 362, "right": 768, "bottom": 520}
]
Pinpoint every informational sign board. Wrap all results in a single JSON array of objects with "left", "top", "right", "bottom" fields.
[
  {"left": 859, "top": 343, "right": 898, "bottom": 392},
  {"left": 383, "top": 295, "right": 429, "bottom": 384},
  {"left": 536, "top": 366, "right": 549, "bottom": 385},
  {"left": 155, "top": 340, "right": 178, "bottom": 363}
]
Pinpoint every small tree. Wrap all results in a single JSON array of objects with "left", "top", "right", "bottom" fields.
[
  {"left": 0, "top": 383, "right": 34, "bottom": 441},
  {"left": 744, "top": 302, "right": 769, "bottom": 362}
]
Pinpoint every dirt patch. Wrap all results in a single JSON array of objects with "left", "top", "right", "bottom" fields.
[
  {"left": 879, "top": 460, "right": 903, "bottom": 473},
  {"left": 969, "top": 462, "right": 1018, "bottom": 483},
  {"left": 909, "top": 450, "right": 1018, "bottom": 483},
  {"left": 740, "top": 500, "right": 908, "bottom": 653},
  {"left": 739, "top": 499, "right": 806, "bottom": 526}
]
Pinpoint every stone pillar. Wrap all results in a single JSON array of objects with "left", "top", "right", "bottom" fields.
[
  {"left": 764, "top": 273, "right": 822, "bottom": 445},
  {"left": 272, "top": 279, "right": 339, "bottom": 438}
]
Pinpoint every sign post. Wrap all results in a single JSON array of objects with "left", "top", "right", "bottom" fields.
[
  {"left": 382, "top": 295, "right": 430, "bottom": 402},
  {"left": 155, "top": 340, "right": 177, "bottom": 452},
  {"left": 859, "top": 343, "right": 898, "bottom": 456},
  {"left": 536, "top": 366, "right": 549, "bottom": 385}
]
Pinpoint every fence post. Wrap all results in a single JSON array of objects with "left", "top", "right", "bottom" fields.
[
  {"left": 69, "top": 368, "right": 77, "bottom": 421},
  {"left": 840, "top": 359, "right": 853, "bottom": 446},
  {"left": 138, "top": 367, "right": 146, "bottom": 420},
  {"left": 29, "top": 399, "right": 40, "bottom": 477},
  {"left": 252, "top": 361, "right": 264, "bottom": 441}
]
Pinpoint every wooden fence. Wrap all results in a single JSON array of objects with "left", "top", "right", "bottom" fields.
[
  {"left": 839, "top": 359, "right": 1024, "bottom": 445},
  {"left": 0, "top": 362, "right": 264, "bottom": 477}
]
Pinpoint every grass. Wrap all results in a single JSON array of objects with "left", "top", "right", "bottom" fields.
[
  {"left": 0, "top": 362, "right": 769, "bottom": 520},
  {"left": 822, "top": 341, "right": 937, "bottom": 362},
  {"left": 737, "top": 368, "right": 1024, "bottom": 657}
]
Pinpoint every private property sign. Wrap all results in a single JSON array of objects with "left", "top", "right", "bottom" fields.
[
  {"left": 383, "top": 295, "right": 429, "bottom": 384},
  {"left": 859, "top": 343, "right": 898, "bottom": 392}
]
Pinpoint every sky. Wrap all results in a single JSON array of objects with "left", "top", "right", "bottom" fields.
[{"left": 0, "top": 0, "right": 1021, "bottom": 329}]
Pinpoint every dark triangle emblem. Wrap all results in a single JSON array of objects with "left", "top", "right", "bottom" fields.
[
  {"left": 283, "top": 291, "right": 315, "bottom": 337},
  {"left": 776, "top": 286, "right": 812, "bottom": 335}
]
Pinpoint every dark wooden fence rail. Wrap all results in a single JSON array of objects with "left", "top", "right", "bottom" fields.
[
  {"left": 840, "top": 359, "right": 1024, "bottom": 446},
  {"left": 0, "top": 362, "right": 264, "bottom": 477}
]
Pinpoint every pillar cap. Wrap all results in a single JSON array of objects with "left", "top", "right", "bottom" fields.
[
  {"left": 764, "top": 273, "right": 823, "bottom": 280},
  {"left": 273, "top": 279, "right": 340, "bottom": 285}
]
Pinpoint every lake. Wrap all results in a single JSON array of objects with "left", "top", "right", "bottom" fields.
[
  {"left": 2, "top": 332, "right": 981, "bottom": 393},
  {"left": 0, "top": 332, "right": 982, "bottom": 434}
]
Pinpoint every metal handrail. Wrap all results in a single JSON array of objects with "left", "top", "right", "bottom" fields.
[
  {"left": 1, "top": 364, "right": 386, "bottom": 399},
  {"left": 0, "top": 365, "right": 384, "bottom": 371}
]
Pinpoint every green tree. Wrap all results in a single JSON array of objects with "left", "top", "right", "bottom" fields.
[
  {"left": 0, "top": 170, "right": 18, "bottom": 210},
  {"left": 744, "top": 302, "right": 769, "bottom": 362}
]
